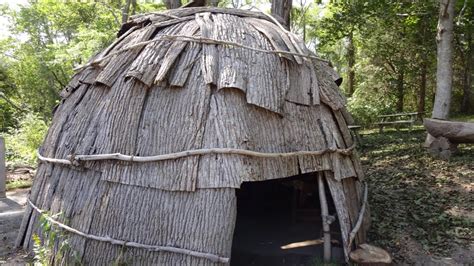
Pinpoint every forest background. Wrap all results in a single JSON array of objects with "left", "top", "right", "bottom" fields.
[{"left": 0, "top": 0, "right": 473, "bottom": 166}]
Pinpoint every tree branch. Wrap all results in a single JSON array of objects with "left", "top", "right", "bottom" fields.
[
  {"left": 0, "top": 92, "right": 24, "bottom": 112},
  {"left": 96, "top": 2, "right": 121, "bottom": 26},
  {"left": 27, "top": 199, "right": 230, "bottom": 264},
  {"left": 457, "top": 0, "right": 468, "bottom": 25},
  {"left": 48, "top": 68, "right": 66, "bottom": 88},
  {"left": 37, "top": 144, "right": 356, "bottom": 165}
]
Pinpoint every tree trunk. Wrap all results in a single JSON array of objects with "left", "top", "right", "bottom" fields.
[
  {"left": 424, "top": 118, "right": 474, "bottom": 143},
  {"left": 208, "top": 0, "right": 219, "bottom": 7},
  {"left": 121, "top": 0, "right": 132, "bottom": 24},
  {"left": 164, "top": 0, "right": 182, "bottom": 9},
  {"left": 460, "top": 30, "right": 472, "bottom": 113},
  {"left": 396, "top": 71, "right": 404, "bottom": 112},
  {"left": 271, "top": 0, "right": 292, "bottom": 30},
  {"left": 432, "top": 0, "right": 455, "bottom": 120},
  {"left": 347, "top": 31, "right": 356, "bottom": 96},
  {"left": 131, "top": 0, "right": 138, "bottom": 17},
  {"left": 418, "top": 60, "right": 427, "bottom": 118}
]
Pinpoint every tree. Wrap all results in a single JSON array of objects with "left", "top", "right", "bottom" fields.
[
  {"left": 312, "top": 2, "right": 377, "bottom": 97},
  {"left": 456, "top": 0, "right": 474, "bottom": 114},
  {"left": 164, "top": 0, "right": 182, "bottom": 9},
  {"left": 432, "top": 0, "right": 455, "bottom": 120},
  {"left": 425, "top": 0, "right": 456, "bottom": 148},
  {"left": 0, "top": 63, "right": 21, "bottom": 131},
  {"left": 347, "top": 30, "right": 356, "bottom": 96},
  {"left": 271, "top": 0, "right": 292, "bottom": 30},
  {"left": 0, "top": 1, "right": 122, "bottom": 120},
  {"left": 310, "top": 1, "right": 441, "bottom": 124},
  {"left": 0, "top": 0, "right": 166, "bottom": 125},
  {"left": 121, "top": 0, "right": 137, "bottom": 23}
]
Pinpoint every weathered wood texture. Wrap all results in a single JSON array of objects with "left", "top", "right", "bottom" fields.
[
  {"left": 424, "top": 118, "right": 474, "bottom": 143},
  {"left": 17, "top": 8, "right": 368, "bottom": 264}
]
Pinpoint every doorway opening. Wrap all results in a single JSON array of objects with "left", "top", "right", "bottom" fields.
[{"left": 230, "top": 173, "right": 344, "bottom": 265}]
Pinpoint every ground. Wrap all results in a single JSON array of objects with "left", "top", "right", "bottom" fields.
[
  {"left": 360, "top": 128, "right": 473, "bottom": 265},
  {"left": 0, "top": 128, "right": 472, "bottom": 265},
  {"left": 0, "top": 188, "right": 32, "bottom": 265}
]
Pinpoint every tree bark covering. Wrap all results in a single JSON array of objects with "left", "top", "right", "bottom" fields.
[
  {"left": 432, "top": 0, "right": 455, "bottom": 119},
  {"left": 271, "top": 0, "right": 292, "bottom": 30},
  {"left": 15, "top": 8, "right": 369, "bottom": 264}
]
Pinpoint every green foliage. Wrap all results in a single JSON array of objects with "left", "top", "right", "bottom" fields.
[
  {"left": 451, "top": 114, "right": 474, "bottom": 123},
  {"left": 6, "top": 179, "right": 33, "bottom": 191},
  {"left": 0, "top": 0, "right": 121, "bottom": 120},
  {"left": 0, "top": 60, "right": 21, "bottom": 131},
  {"left": 33, "top": 210, "right": 81, "bottom": 265},
  {"left": 0, "top": 1, "right": 170, "bottom": 133},
  {"left": 306, "top": 0, "right": 473, "bottom": 121},
  {"left": 33, "top": 233, "right": 51, "bottom": 265},
  {"left": 4, "top": 113, "right": 48, "bottom": 167}
]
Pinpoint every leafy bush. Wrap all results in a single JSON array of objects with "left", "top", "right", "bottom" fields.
[
  {"left": 347, "top": 87, "right": 396, "bottom": 126},
  {"left": 346, "top": 61, "right": 398, "bottom": 126},
  {"left": 4, "top": 113, "right": 48, "bottom": 167}
]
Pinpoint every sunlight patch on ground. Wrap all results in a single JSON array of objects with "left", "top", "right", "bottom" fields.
[{"left": 280, "top": 239, "right": 339, "bottom": 250}]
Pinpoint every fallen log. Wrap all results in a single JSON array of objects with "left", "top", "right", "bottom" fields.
[
  {"left": 423, "top": 118, "right": 474, "bottom": 159},
  {"left": 423, "top": 118, "right": 474, "bottom": 143}
]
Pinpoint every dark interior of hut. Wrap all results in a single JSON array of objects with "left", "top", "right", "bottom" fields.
[{"left": 231, "top": 173, "right": 344, "bottom": 265}]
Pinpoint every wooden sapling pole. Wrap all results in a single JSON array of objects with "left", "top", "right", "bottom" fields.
[
  {"left": 317, "top": 173, "right": 331, "bottom": 262},
  {"left": 37, "top": 144, "right": 355, "bottom": 165}
]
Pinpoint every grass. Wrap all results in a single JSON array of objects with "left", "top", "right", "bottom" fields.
[
  {"left": 358, "top": 128, "right": 473, "bottom": 262},
  {"left": 6, "top": 179, "right": 33, "bottom": 191},
  {"left": 450, "top": 114, "right": 474, "bottom": 123}
]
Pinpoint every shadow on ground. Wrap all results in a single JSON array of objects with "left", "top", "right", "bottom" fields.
[{"left": 358, "top": 129, "right": 473, "bottom": 265}]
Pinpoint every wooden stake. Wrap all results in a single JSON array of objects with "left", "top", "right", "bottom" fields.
[
  {"left": 317, "top": 173, "right": 331, "bottom": 262},
  {"left": 347, "top": 182, "right": 368, "bottom": 249}
]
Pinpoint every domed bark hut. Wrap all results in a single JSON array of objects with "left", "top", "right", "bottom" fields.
[{"left": 16, "top": 7, "right": 370, "bottom": 265}]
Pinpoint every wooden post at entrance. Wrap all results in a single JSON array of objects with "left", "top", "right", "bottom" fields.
[
  {"left": 0, "top": 136, "right": 6, "bottom": 198},
  {"left": 317, "top": 173, "right": 331, "bottom": 262}
]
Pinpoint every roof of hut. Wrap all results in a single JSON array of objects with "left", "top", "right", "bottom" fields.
[{"left": 41, "top": 7, "right": 362, "bottom": 192}]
